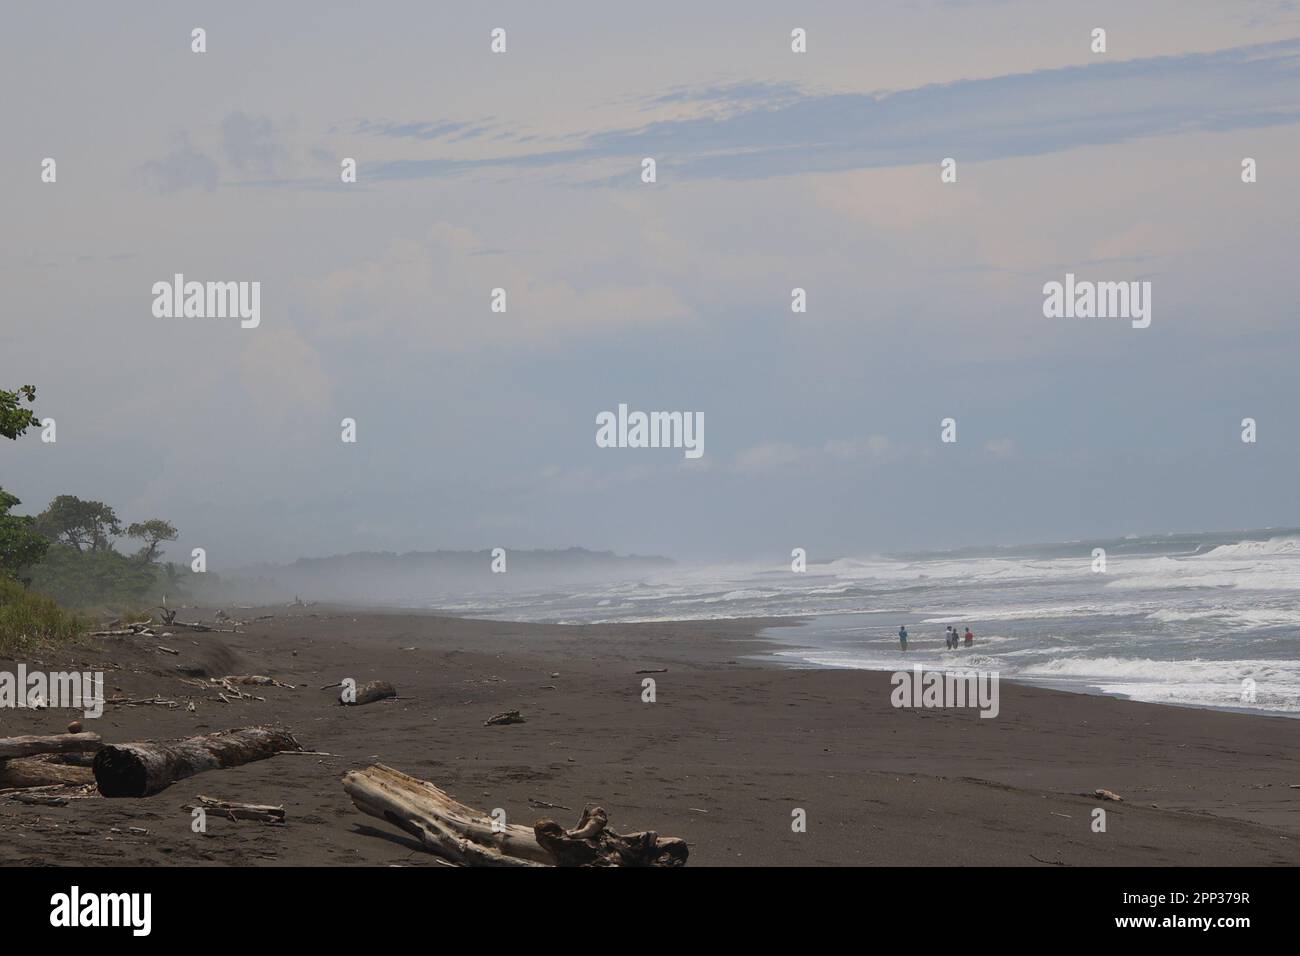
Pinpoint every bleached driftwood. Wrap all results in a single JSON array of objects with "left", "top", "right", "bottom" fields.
[
  {"left": 341, "top": 764, "right": 687, "bottom": 867},
  {"left": 94, "top": 726, "right": 302, "bottom": 797},
  {"left": 183, "top": 794, "right": 286, "bottom": 823},
  {"left": 0, "top": 732, "right": 102, "bottom": 761},
  {"left": 342, "top": 764, "right": 549, "bottom": 866},
  {"left": 91, "top": 620, "right": 158, "bottom": 637},
  {"left": 484, "top": 710, "right": 525, "bottom": 726},
  {"left": 106, "top": 695, "right": 180, "bottom": 708}
]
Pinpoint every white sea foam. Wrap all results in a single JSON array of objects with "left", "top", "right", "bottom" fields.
[
  {"left": 1197, "top": 535, "right": 1300, "bottom": 558},
  {"left": 433, "top": 532, "right": 1300, "bottom": 713}
]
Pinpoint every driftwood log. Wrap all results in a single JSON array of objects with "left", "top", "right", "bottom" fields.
[
  {"left": 10, "top": 792, "right": 70, "bottom": 807},
  {"left": 0, "top": 757, "right": 95, "bottom": 789},
  {"left": 0, "top": 732, "right": 102, "bottom": 761},
  {"left": 183, "top": 795, "right": 286, "bottom": 823},
  {"left": 93, "top": 726, "right": 302, "bottom": 797},
  {"left": 484, "top": 710, "right": 525, "bottom": 726},
  {"left": 342, "top": 680, "right": 396, "bottom": 706},
  {"left": 342, "top": 764, "right": 687, "bottom": 867}
]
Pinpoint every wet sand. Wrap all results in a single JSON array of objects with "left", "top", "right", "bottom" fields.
[{"left": 1, "top": 608, "right": 1296, "bottom": 866}]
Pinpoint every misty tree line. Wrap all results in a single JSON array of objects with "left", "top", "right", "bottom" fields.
[{"left": 2, "top": 384, "right": 184, "bottom": 607}]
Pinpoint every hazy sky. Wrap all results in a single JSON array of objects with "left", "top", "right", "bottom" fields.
[{"left": 3, "top": 1, "right": 1299, "bottom": 566}]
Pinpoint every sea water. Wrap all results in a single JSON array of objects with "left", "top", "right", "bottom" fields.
[{"left": 432, "top": 528, "right": 1300, "bottom": 716}]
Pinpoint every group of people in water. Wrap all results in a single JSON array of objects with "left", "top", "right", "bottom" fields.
[{"left": 895, "top": 624, "right": 974, "bottom": 652}]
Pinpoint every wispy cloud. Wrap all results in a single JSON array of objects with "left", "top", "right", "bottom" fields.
[
  {"left": 339, "top": 117, "right": 504, "bottom": 143},
  {"left": 221, "top": 112, "right": 288, "bottom": 177},
  {"left": 633, "top": 80, "right": 809, "bottom": 113},
  {"left": 366, "top": 38, "right": 1300, "bottom": 184},
  {"left": 133, "top": 132, "right": 219, "bottom": 194}
]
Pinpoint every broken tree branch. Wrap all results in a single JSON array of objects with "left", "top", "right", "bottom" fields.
[{"left": 183, "top": 795, "right": 286, "bottom": 823}]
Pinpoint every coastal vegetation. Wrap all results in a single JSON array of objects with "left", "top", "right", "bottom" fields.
[{"left": 1, "top": 384, "right": 183, "bottom": 646}]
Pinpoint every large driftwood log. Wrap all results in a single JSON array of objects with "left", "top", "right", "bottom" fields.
[
  {"left": 343, "top": 764, "right": 550, "bottom": 866},
  {"left": 342, "top": 680, "right": 395, "bottom": 706},
  {"left": 341, "top": 764, "right": 688, "bottom": 867},
  {"left": 93, "top": 726, "right": 302, "bottom": 798},
  {"left": 0, "top": 732, "right": 102, "bottom": 761},
  {"left": 0, "top": 757, "right": 96, "bottom": 789}
]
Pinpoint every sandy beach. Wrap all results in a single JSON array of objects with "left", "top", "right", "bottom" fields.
[{"left": 1, "top": 607, "right": 1295, "bottom": 867}]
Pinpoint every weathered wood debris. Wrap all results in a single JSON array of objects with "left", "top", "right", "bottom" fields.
[
  {"left": 93, "top": 726, "right": 302, "bottom": 797},
  {"left": 0, "top": 732, "right": 102, "bottom": 761},
  {"left": 182, "top": 794, "right": 286, "bottom": 824},
  {"left": 0, "top": 732, "right": 103, "bottom": 789},
  {"left": 341, "top": 764, "right": 687, "bottom": 867},
  {"left": 341, "top": 680, "right": 396, "bottom": 706}
]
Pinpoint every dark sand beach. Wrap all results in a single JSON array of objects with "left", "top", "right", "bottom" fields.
[{"left": 1, "top": 608, "right": 1296, "bottom": 866}]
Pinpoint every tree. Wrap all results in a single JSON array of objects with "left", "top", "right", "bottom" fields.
[
  {"left": 127, "top": 519, "right": 178, "bottom": 563},
  {"left": 0, "top": 385, "right": 40, "bottom": 441},
  {"left": 35, "top": 496, "right": 122, "bottom": 553},
  {"left": 0, "top": 489, "right": 49, "bottom": 579}
]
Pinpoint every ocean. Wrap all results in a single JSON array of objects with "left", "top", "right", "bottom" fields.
[{"left": 430, "top": 528, "right": 1300, "bottom": 716}]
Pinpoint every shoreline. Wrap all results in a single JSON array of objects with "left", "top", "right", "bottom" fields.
[
  {"left": 1, "top": 606, "right": 1296, "bottom": 866},
  {"left": 446, "top": 609, "right": 1299, "bottom": 721}
]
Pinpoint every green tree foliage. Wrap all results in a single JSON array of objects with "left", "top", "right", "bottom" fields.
[
  {"left": 0, "top": 489, "right": 50, "bottom": 579},
  {"left": 126, "top": 519, "right": 179, "bottom": 563},
  {"left": 24, "top": 501, "right": 182, "bottom": 608},
  {"left": 2, "top": 399, "right": 181, "bottom": 605},
  {"left": 26, "top": 544, "right": 162, "bottom": 608},
  {"left": 35, "top": 495, "right": 122, "bottom": 552},
  {"left": 0, "top": 385, "right": 39, "bottom": 440}
]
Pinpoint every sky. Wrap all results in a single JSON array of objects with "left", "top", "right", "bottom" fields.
[{"left": 2, "top": 0, "right": 1299, "bottom": 567}]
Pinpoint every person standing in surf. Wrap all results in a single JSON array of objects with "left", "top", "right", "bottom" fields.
[{"left": 898, "top": 625, "right": 908, "bottom": 652}]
